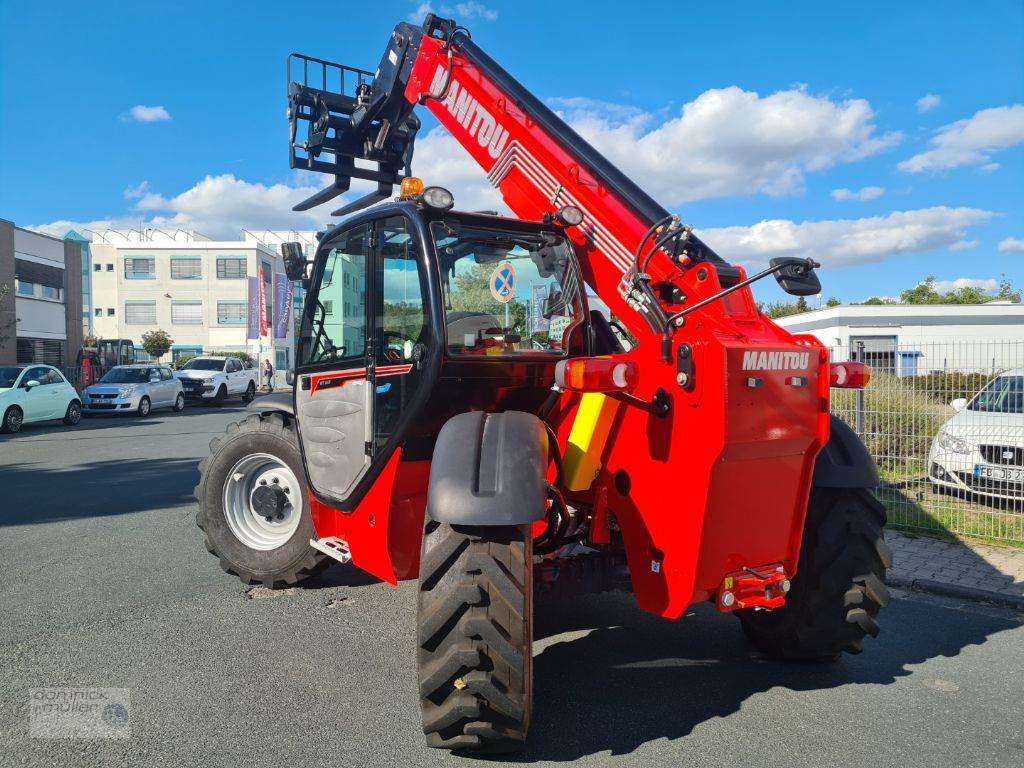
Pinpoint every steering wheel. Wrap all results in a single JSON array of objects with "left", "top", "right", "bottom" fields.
[{"left": 382, "top": 331, "right": 407, "bottom": 363}]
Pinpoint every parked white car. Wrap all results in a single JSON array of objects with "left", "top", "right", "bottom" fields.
[
  {"left": 82, "top": 364, "right": 184, "bottom": 416},
  {"left": 0, "top": 364, "right": 82, "bottom": 434},
  {"left": 928, "top": 370, "right": 1024, "bottom": 501},
  {"left": 174, "top": 357, "right": 258, "bottom": 405}
]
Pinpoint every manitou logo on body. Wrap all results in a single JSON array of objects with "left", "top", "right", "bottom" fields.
[
  {"left": 741, "top": 350, "right": 811, "bottom": 372},
  {"left": 430, "top": 65, "right": 509, "bottom": 159}
]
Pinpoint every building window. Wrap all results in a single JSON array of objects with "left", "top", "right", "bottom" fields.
[
  {"left": 16, "top": 280, "right": 35, "bottom": 296},
  {"left": 95, "top": 308, "right": 103, "bottom": 317},
  {"left": 125, "top": 301, "right": 157, "bottom": 325},
  {"left": 107, "top": 308, "right": 115, "bottom": 316},
  {"left": 94, "top": 263, "right": 102, "bottom": 272},
  {"left": 106, "top": 263, "right": 114, "bottom": 272},
  {"left": 16, "top": 338, "right": 65, "bottom": 366},
  {"left": 217, "top": 301, "right": 246, "bottom": 325},
  {"left": 216, "top": 257, "right": 247, "bottom": 279},
  {"left": 124, "top": 257, "right": 156, "bottom": 279},
  {"left": 262, "top": 261, "right": 273, "bottom": 331},
  {"left": 171, "top": 301, "right": 203, "bottom": 324},
  {"left": 40, "top": 285, "right": 61, "bottom": 301},
  {"left": 171, "top": 257, "right": 202, "bottom": 280}
]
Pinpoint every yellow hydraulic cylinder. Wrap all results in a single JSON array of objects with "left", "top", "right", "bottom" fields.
[{"left": 562, "top": 392, "right": 622, "bottom": 492}]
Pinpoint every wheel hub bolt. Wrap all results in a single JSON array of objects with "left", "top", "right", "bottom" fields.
[
  {"left": 780, "top": 579, "right": 791, "bottom": 593},
  {"left": 720, "top": 590, "right": 735, "bottom": 608}
]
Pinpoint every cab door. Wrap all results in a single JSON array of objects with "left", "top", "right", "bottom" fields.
[{"left": 293, "top": 222, "right": 374, "bottom": 505}]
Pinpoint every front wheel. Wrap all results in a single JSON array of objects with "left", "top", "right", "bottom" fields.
[
  {"left": 241, "top": 381, "right": 256, "bottom": 404},
  {"left": 63, "top": 400, "right": 82, "bottom": 426},
  {"left": 137, "top": 396, "right": 151, "bottom": 417},
  {"left": 173, "top": 392, "right": 185, "bottom": 412},
  {"left": 212, "top": 385, "right": 226, "bottom": 406},
  {"left": 738, "top": 487, "right": 892, "bottom": 661},
  {"left": 195, "top": 412, "right": 327, "bottom": 587},
  {"left": 1, "top": 406, "right": 23, "bottom": 434},
  {"left": 417, "top": 521, "right": 533, "bottom": 753}
]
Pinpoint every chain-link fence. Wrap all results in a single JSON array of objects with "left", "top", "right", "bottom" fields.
[{"left": 830, "top": 340, "right": 1024, "bottom": 546}]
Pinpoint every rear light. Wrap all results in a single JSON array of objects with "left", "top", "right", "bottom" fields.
[
  {"left": 554, "top": 357, "right": 637, "bottom": 393},
  {"left": 829, "top": 361, "right": 871, "bottom": 389}
]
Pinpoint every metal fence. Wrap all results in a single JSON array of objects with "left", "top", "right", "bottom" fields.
[{"left": 829, "top": 340, "right": 1024, "bottom": 545}]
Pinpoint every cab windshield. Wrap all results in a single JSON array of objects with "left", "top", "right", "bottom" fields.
[
  {"left": 431, "top": 220, "right": 582, "bottom": 355},
  {"left": 181, "top": 359, "right": 225, "bottom": 371},
  {"left": 100, "top": 367, "right": 150, "bottom": 384}
]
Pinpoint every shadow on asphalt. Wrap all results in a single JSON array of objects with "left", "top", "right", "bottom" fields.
[
  {"left": 511, "top": 592, "right": 1020, "bottom": 762},
  {"left": 0, "top": 457, "right": 202, "bottom": 525},
  {"left": 0, "top": 403, "right": 254, "bottom": 441}
]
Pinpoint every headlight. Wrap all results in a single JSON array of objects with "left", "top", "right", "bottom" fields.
[
  {"left": 938, "top": 430, "right": 971, "bottom": 454},
  {"left": 118, "top": 386, "right": 137, "bottom": 398},
  {"left": 202, "top": 378, "right": 214, "bottom": 385}
]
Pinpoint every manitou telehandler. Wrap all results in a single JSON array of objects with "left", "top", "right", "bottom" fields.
[{"left": 196, "top": 14, "right": 889, "bottom": 752}]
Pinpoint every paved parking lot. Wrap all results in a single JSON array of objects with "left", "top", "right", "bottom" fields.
[{"left": 2, "top": 403, "right": 1024, "bottom": 767}]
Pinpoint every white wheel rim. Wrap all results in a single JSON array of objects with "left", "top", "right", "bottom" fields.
[{"left": 222, "top": 453, "right": 303, "bottom": 550}]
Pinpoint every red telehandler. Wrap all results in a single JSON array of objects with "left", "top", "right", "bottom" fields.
[{"left": 196, "top": 14, "right": 890, "bottom": 752}]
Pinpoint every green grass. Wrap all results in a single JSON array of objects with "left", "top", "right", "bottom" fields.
[{"left": 879, "top": 486, "right": 1024, "bottom": 550}]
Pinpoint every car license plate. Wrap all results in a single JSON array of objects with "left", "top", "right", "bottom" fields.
[{"left": 974, "top": 465, "right": 1024, "bottom": 482}]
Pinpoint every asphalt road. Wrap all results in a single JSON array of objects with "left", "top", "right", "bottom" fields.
[{"left": 2, "top": 402, "right": 1024, "bottom": 768}]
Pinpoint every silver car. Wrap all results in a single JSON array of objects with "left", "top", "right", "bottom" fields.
[{"left": 82, "top": 364, "right": 185, "bottom": 417}]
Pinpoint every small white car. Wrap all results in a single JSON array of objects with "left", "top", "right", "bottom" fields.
[
  {"left": 0, "top": 364, "right": 82, "bottom": 434},
  {"left": 174, "top": 356, "right": 258, "bottom": 405},
  {"left": 82, "top": 364, "right": 184, "bottom": 416},
  {"left": 928, "top": 370, "right": 1024, "bottom": 501}
]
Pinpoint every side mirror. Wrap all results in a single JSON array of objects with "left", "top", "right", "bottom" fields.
[
  {"left": 771, "top": 257, "right": 821, "bottom": 297},
  {"left": 281, "top": 242, "right": 307, "bottom": 282},
  {"left": 950, "top": 398, "right": 967, "bottom": 412},
  {"left": 149, "top": 375, "right": 160, "bottom": 383},
  {"left": 24, "top": 380, "right": 40, "bottom": 390}
]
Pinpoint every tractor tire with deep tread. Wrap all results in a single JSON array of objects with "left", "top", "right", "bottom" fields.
[
  {"left": 417, "top": 520, "right": 533, "bottom": 753},
  {"left": 194, "top": 412, "right": 328, "bottom": 587},
  {"left": 737, "top": 487, "right": 892, "bottom": 661}
]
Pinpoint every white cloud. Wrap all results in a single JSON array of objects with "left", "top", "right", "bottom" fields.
[
  {"left": 123, "top": 181, "right": 150, "bottom": 199},
  {"left": 121, "top": 105, "right": 171, "bottom": 123},
  {"left": 699, "top": 206, "right": 994, "bottom": 270},
  {"left": 898, "top": 104, "right": 1024, "bottom": 172},
  {"left": 31, "top": 174, "right": 326, "bottom": 240},
  {"left": 831, "top": 186, "right": 885, "bottom": 201},
  {"left": 409, "top": 1, "right": 497, "bottom": 22},
  {"left": 930, "top": 277, "right": 998, "bottom": 293},
  {"left": 552, "top": 86, "right": 901, "bottom": 204},
  {"left": 998, "top": 237, "right": 1024, "bottom": 253},
  {"left": 948, "top": 239, "right": 978, "bottom": 252},
  {"left": 412, "top": 126, "right": 505, "bottom": 212},
  {"left": 916, "top": 94, "right": 941, "bottom": 113}
]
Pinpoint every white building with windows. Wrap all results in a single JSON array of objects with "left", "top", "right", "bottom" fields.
[{"left": 87, "top": 229, "right": 299, "bottom": 371}]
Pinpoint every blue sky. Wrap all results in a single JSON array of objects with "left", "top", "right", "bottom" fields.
[{"left": 1, "top": 0, "right": 1021, "bottom": 305}]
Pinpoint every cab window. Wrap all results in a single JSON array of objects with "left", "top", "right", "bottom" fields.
[
  {"left": 300, "top": 224, "right": 369, "bottom": 366},
  {"left": 431, "top": 221, "right": 581, "bottom": 355},
  {"left": 378, "top": 216, "right": 427, "bottom": 363}
]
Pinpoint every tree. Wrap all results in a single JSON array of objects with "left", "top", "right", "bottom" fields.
[
  {"left": 995, "top": 275, "right": 1022, "bottom": 303},
  {"left": 796, "top": 296, "right": 809, "bottom": 312},
  {"left": 861, "top": 296, "right": 898, "bottom": 305},
  {"left": 825, "top": 297, "right": 842, "bottom": 307},
  {"left": 898, "top": 275, "right": 1020, "bottom": 305},
  {"left": 762, "top": 301, "right": 806, "bottom": 319},
  {"left": 450, "top": 263, "right": 527, "bottom": 332},
  {"left": 141, "top": 330, "right": 173, "bottom": 361},
  {"left": 84, "top": 333, "right": 98, "bottom": 348}
]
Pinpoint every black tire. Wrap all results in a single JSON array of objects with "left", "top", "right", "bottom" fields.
[
  {"left": 63, "top": 400, "right": 82, "bottom": 426},
  {"left": 173, "top": 392, "right": 185, "bottom": 412},
  {"left": 417, "top": 520, "right": 532, "bottom": 753},
  {"left": 195, "top": 412, "right": 328, "bottom": 587},
  {"left": 137, "top": 396, "right": 151, "bottom": 417},
  {"left": 212, "top": 385, "right": 226, "bottom": 406},
  {"left": 1, "top": 405, "right": 23, "bottom": 434},
  {"left": 738, "top": 487, "right": 892, "bottom": 661},
  {"left": 242, "top": 381, "right": 256, "bottom": 404}
]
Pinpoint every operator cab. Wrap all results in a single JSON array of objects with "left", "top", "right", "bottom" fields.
[{"left": 290, "top": 180, "right": 591, "bottom": 508}]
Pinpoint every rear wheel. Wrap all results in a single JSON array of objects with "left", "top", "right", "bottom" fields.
[
  {"left": 63, "top": 400, "right": 82, "bottom": 425},
  {"left": 417, "top": 520, "right": 532, "bottom": 753},
  {"left": 1, "top": 406, "right": 23, "bottom": 434},
  {"left": 195, "top": 412, "right": 327, "bottom": 587},
  {"left": 137, "top": 396, "right": 151, "bottom": 417},
  {"left": 738, "top": 487, "right": 891, "bottom": 661}
]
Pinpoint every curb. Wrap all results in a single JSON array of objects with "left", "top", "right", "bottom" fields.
[{"left": 887, "top": 574, "right": 1024, "bottom": 611}]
